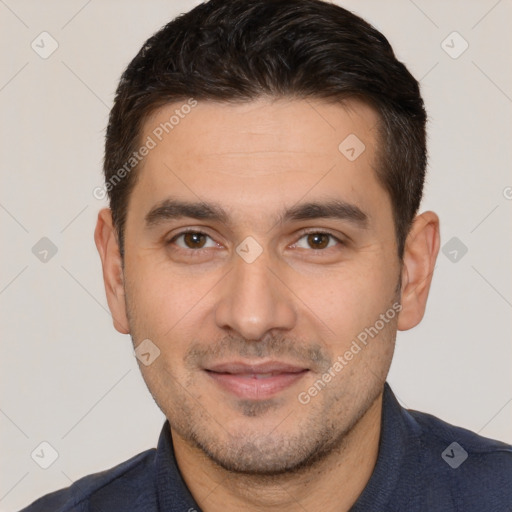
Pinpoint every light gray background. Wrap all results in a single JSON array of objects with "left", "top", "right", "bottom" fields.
[{"left": 1, "top": 0, "right": 511, "bottom": 510}]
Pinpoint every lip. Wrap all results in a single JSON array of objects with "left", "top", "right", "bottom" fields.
[{"left": 204, "top": 361, "right": 309, "bottom": 400}]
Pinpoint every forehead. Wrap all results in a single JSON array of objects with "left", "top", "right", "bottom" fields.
[
  {"left": 142, "top": 97, "right": 379, "bottom": 162},
  {"left": 128, "top": 97, "right": 390, "bottom": 231}
]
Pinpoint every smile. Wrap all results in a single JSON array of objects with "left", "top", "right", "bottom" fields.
[{"left": 204, "top": 361, "right": 309, "bottom": 400}]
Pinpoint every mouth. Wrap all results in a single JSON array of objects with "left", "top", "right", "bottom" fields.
[{"left": 204, "top": 361, "right": 309, "bottom": 400}]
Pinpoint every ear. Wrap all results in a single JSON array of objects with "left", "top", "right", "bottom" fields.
[
  {"left": 94, "top": 208, "right": 130, "bottom": 334},
  {"left": 397, "top": 211, "right": 440, "bottom": 331}
]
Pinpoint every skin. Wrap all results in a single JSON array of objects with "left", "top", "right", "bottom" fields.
[{"left": 95, "top": 97, "right": 440, "bottom": 512}]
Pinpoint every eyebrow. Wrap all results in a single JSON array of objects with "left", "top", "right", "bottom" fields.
[{"left": 144, "top": 197, "right": 369, "bottom": 229}]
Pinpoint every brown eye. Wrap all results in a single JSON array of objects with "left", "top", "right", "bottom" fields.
[
  {"left": 170, "top": 231, "right": 216, "bottom": 250},
  {"left": 293, "top": 232, "right": 342, "bottom": 251},
  {"left": 307, "top": 233, "right": 330, "bottom": 249},
  {"left": 182, "top": 232, "right": 207, "bottom": 248}
]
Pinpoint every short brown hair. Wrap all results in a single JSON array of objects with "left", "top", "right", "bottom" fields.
[{"left": 104, "top": 0, "right": 427, "bottom": 258}]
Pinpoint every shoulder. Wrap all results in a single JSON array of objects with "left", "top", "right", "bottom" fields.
[
  {"left": 19, "top": 448, "right": 157, "bottom": 512},
  {"left": 404, "top": 407, "right": 512, "bottom": 508},
  {"left": 408, "top": 406, "right": 512, "bottom": 465}
]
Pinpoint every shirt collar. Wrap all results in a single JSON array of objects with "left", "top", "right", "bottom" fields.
[
  {"left": 155, "top": 422, "right": 202, "bottom": 511},
  {"left": 350, "top": 382, "right": 422, "bottom": 510}
]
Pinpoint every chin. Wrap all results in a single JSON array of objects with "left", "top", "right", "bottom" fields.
[{"left": 184, "top": 419, "right": 345, "bottom": 476}]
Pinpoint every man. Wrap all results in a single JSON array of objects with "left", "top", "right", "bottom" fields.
[{"left": 21, "top": 0, "right": 512, "bottom": 510}]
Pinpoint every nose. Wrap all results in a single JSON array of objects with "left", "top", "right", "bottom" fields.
[{"left": 214, "top": 248, "right": 297, "bottom": 341}]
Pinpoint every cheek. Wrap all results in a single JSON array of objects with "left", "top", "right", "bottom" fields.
[
  {"left": 123, "top": 252, "right": 221, "bottom": 340},
  {"left": 290, "top": 257, "right": 398, "bottom": 344}
]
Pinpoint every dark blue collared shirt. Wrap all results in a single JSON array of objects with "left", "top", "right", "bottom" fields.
[{"left": 20, "top": 383, "right": 512, "bottom": 511}]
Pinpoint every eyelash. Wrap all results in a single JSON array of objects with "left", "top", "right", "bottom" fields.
[{"left": 167, "top": 228, "right": 345, "bottom": 254}]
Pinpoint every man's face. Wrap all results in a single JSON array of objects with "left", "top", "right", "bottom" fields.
[{"left": 120, "top": 98, "right": 401, "bottom": 474}]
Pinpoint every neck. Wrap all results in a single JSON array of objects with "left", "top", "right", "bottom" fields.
[{"left": 172, "top": 392, "right": 383, "bottom": 512}]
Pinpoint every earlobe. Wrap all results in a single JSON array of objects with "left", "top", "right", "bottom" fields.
[
  {"left": 397, "top": 211, "right": 440, "bottom": 331},
  {"left": 94, "top": 208, "right": 130, "bottom": 334}
]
